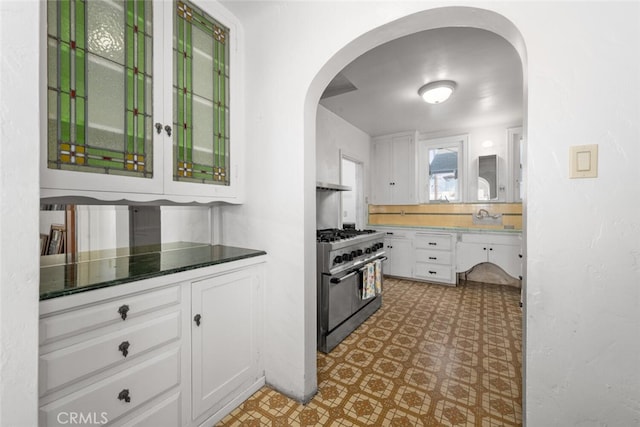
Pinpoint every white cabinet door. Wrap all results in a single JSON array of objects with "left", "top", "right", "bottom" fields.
[
  {"left": 384, "top": 237, "right": 413, "bottom": 278},
  {"left": 390, "top": 135, "right": 415, "bottom": 204},
  {"left": 371, "top": 139, "right": 392, "bottom": 204},
  {"left": 191, "top": 268, "right": 260, "bottom": 420},
  {"left": 489, "top": 244, "right": 521, "bottom": 279},
  {"left": 456, "top": 242, "right": 489, "bottom": 273},
  {"left": 371, "top": 133, "right": 416, "bottom": 205}
]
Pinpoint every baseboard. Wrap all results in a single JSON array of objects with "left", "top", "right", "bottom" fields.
[{"left": 198, "top": 376, "right": 266, "bottom": 427}]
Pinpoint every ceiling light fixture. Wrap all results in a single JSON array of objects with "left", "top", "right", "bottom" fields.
[{"left": 418, "top": 80, "right": 457, "bottom": 104}]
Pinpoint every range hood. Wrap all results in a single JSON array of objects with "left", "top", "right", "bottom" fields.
[{"left": 316, "top": 181, "right": 351, "bottom": 191}]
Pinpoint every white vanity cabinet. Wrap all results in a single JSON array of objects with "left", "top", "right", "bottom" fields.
[
  {"left": 456, "top": 233, "right": 522, "bottom": 279},
  {"left": 371, "top": 133, "right": 417, "bottom": 205},
  {"left": 38, "top": 257, "right": 265, "bottom": 427},
  {"left": 413, "top": 232, "right": 457, "bottom": 285},
  {"left": 382, "top": 229, "right": 413, "bottom": 278}
]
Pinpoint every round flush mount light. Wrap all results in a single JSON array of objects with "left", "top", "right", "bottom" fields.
[{"left": 418, "top": 80, "right": 457, "bottom": 104}]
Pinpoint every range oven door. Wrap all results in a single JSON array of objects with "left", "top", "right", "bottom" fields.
[{"left": 322, "top": 256, "right": 386, "bottom": 332}]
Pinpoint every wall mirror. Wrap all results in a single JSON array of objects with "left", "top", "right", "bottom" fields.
[{"left": 478, "top": 154, "right": 498, "bottom": 201}]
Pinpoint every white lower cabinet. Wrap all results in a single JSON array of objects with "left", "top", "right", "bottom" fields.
[
  {"left": 191, "top": 269, "right": 262, "bottom": 422},
  {"left": 39, "top": 257, "right": 265, "bottom": 427},
  {"left": 413, "top": 232, "right": 456, "bottom": 285},
  {"left": 456, "top": 233, "right": 522, "bottom": 279},
  {"left": 384, "top": 233, "right": 413, "bottom": 277}
]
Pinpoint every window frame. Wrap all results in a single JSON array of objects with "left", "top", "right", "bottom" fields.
[{"left": 418, "top": 134, "right": 467, "bottom": 203}]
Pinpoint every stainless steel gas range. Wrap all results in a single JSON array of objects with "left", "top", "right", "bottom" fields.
[{"left": 317, "top": 228, "right": 387, "bottom": 353}]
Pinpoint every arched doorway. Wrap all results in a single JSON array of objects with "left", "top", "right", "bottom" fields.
[{"left": 305, "top": 3, "right": 528, "bottom": 409}]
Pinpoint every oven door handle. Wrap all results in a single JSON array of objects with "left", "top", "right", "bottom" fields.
[{"left": 330, "top": 256, "right": 388, "bottom": 283}]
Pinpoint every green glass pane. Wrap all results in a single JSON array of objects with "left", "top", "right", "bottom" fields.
[
  {"left": 76, "top": 97, "right": 85, "bottom": 144},
  {"left": 87, "top": 157, "right": 124, "bottom": 169},
  {"left": 185, "top": 26, "right": 192, "bottom": 91},
  {"left": 146, "top": 76, "right": 152, "bottom": 117},
  {"left": 87, "top": 0, "right": 125, "bottom": 65},
  {"left": 87, "top": 53, "right": 125, "bottom": 152},
  {"left": 145, "top": 117, "right": 153, "bottom": 173},
  {"left": 127, "top": 25, "right": 134, "bottom": 68},
  {"left": 137, "top": 0, "right": 145, "bottom": 32},
  {"left": 60, "top": 1, "right": 70, "bottom": 42},
  {"left": 186, "top": 91, "right": 192, "bottom": 155},
  {"left": 60, "top": 92, "right": 71, "bottom": 142},
  {"left": 75, "top": 48, "right": 85, "bottom": 97},
  {"left": 48, "top": 89, "right": 58, "bottom": 163},
  {"left": 60, "top": 43, "right": 71, "bottom": 93},
  {"left": 137, "top": 114, "right": 144, "bottom": 146},
  {"left": 137, "top": 23, "right": 145, "bottom": 75},
  {"left": 146, "top": 35, "right": 152, "bottom": 77},
  {"left": 127, "top": 112, "right": 134, "bottom": 152},
  {"left": 137, "top": 73, "right": 144, "bottom": 114},
  {"left": 127, "top": 68, "right": 134, "bottom": 113},
  {"left": 76, "top": 0, "right": 85, "bottom": 50},
  {"left": 86, "top": 146, "right": 125, "bottom": 160}
]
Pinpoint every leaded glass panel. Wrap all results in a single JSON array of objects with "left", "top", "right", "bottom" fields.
[
  {"left": 174, "top": 0, "right": 230, "bottom": 185},
  {"left": 47, "top": 0, "right": 152, "bottom": 177}
]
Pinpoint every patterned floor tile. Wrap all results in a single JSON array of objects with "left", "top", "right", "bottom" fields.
[{"left": 216, "top": 278, "right": 522, "bottom": 426}]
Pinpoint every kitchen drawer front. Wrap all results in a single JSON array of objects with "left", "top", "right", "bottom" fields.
[
  {"left": 39, "top": 347, "right": 181, "bottom": 427},
  {"left": 40, "top": 285, "right": 181, "bottom": 345},
  {"left": 40, "top": 311, "right": 181, "bottom": 397},
  {"left": 117, "top": 391, "right": 181, "bottom": 427},
  {"left": 414, "top": 262, "right": 453, "bottom": 282},
  {"left": 415, "top": 248, "right": 452, "bottom": 265},
  {"left": 414, "top": 233, "right": 453, "bottom": 250}
]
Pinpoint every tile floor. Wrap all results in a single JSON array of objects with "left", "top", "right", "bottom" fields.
[{"left": 217, "top": 277, "right": 523, "bottom": 426}]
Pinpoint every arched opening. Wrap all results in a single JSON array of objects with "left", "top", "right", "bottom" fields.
[{"left": 304, "top": 3, "right": 528, "bottom": 413}]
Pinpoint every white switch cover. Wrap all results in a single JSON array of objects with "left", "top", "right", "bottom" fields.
[{"left": 570, "top": 144, "right": 598, "bottom": 178}]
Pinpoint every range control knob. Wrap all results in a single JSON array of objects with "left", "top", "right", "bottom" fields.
[
  {"left": 365, "top": 248, "right": 371, "bottom": 254},
  {"left": 334, "top": 256, "right": 342, "bottom": 264},
  {"left": 342, "top": 253, "right": 350, "bottom": 262},
  {"left": 357, "top": 249, "right": 363, "bottom": 256},
  {"left": 350, "top": 251, "right": 357, "bottom": 259}
]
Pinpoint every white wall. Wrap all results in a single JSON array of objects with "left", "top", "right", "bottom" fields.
[
  {"left": 316, "top": 105, "right": 371, "bottom": 229},
  {"left": 160, "top": 206, "right": 211, "bottom": 244},
  {"left": 0, "top": 1, "right": 40, "bottom": 425},
  {"left": 219, "top": 1, "right": 640, "bottom": 425}
]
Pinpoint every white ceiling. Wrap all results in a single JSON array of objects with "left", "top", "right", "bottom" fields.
[{"left": 319, "top": 27, "right": 523, "bottom": 137}]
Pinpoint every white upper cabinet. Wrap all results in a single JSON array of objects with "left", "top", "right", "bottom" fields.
[
  {"left": 371, "top": 132, "right": 417, "bottom": 205},
  {"left": 41, "top": 0, "right": 244, "bottom": 204}
]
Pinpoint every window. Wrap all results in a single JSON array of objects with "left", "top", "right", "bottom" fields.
[{"left": 419, "top": 135, "right": 466, "bottom": 202}]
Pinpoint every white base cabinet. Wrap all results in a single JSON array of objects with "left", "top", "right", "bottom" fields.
[
  {"left": 39, "top": 257, "right": 265, "bottom": 427},
  {"left": 383, "top": 230, "right": 413, "bottom": 277},
  {"left": 413, "top": 232, "right": 456, "bottom": 285},
  {"left": 456, "top": 233, "right": 522, "bottom": 279}
]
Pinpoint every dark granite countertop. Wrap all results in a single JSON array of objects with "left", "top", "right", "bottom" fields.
[{"left": 40, "top": 243, "right": 266, "bottom": 301}]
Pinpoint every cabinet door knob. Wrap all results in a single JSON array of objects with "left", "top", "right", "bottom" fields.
[
  {"left": 164, "top": 125, "right": 172, "bottom": 137},
  {"left": 118, "top": 341, "right": 130, "bottom": 358},
  {"left": 429, "top": 257, "right": 437, "bottom": 260},
  {"left": 155, "top": 122, "right": 163, "bottom": 134},
  {"left": 428, "top": 270, "right": 437, "bottom": 275},
  {"left": 519, "top": 254, "right": 523, "bottom": 258},
  {"left": 194, "top": 314, "right": 201, "bottom": 327},
  {"left": 117, "top": 389, "right": 131, "bottom": 403},
  {"left": 118, "top": 304, "right": 130, "bottom": 321},
  {"left": 489, "top": 248, "right": 493, "bottom": 251}
]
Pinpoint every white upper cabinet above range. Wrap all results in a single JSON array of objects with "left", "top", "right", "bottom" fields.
[
  {"left": 41, "top": 0, "right": 244, "bottom": 204},
  {"left": 371, "top": 132, "right": 417, "bottom": 205}
]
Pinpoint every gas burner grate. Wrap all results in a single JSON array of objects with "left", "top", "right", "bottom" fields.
[{"left": 316, "top": 228, "right": 377, "bottom": 243}]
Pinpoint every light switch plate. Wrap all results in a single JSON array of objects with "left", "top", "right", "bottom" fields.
[{"left": 570, "top": 144, "right": 598, "bottom": 178}]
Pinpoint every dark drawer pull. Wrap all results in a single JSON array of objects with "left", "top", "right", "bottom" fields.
[
  {"left": 118, "top": 389, "right": 131, "bottom": 403},
  {"left": 428, "top": 256, "right": 437, "bottom": 260},
  {"left": 428, "top": 242, "right": 437, "bottom": 246},
  {"left": 118, "top": 304, "right": 130, "bottom": 321},
  {"left": 194, "top": 314, "right": 201, "bottom": 327},
  {"left": 118, "top": 341, "right": 130, "bottom": 358},
  {"left": 428, "top": 270, "right": 437, "bottom": 275}
]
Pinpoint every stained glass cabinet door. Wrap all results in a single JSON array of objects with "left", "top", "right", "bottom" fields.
[
  {"left": 43, "top": 0, "right": 165, "bottom": 197},
  {"left": 161, "top": 0, "right": 240, "bottom": 200},
  {"left": 41, "top": 0, "right": 243, "bottom": 203}
]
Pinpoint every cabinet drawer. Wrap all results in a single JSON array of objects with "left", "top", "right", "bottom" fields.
[
  {"left": 117, "top": 391, "right": 181, "bottom": 427},
  {"left": 415, "top": 248, "right": 452, "bottom": 265},
  {"left": 40, "top": 311, "right": 181, "bottom": 397},
  {"left": 40, "top": 285, "right": 181, "bottom": 345},
  {"left": 414, "top": 262, "right": 453, "bottom": 282},
  {"left": 414, "top": 233, "right": 452, "bottom": 250},
  {"left": 39, "top": 348, "right": 181, "bottom": 427}
]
